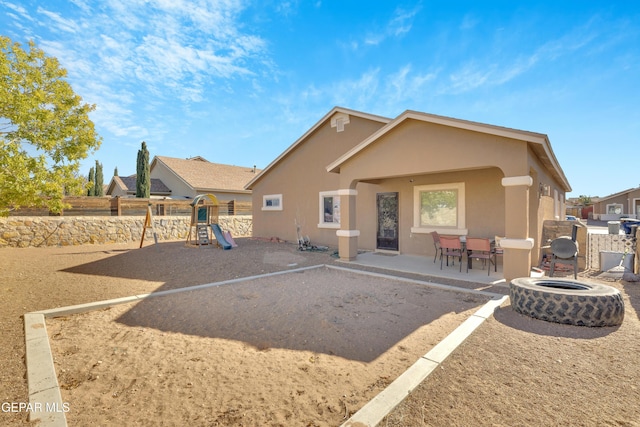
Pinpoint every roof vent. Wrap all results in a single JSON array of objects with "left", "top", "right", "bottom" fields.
[{"left": 331, "top": 112, "right": 350, "bottom": 133}]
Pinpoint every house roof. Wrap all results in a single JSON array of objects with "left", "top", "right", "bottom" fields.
[
  {"left": 326, "top": 109, "right": 572, "bottom": 192},
  {"left": 107, "top": 175, "right": 172, "bottom": 195},
  {"left": 152, "top": 156, "right": 260, "bottom": 194},
  {"left": 244, "top": 106, "right": 392, "bottom": 190},
  {"left": 594, "top": 186, "right": 640, "bottom": 203}
]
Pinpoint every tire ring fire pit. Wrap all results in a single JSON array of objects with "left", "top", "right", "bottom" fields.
[{"left": 509, "top": 277, "right": 625, "bottom": 327}]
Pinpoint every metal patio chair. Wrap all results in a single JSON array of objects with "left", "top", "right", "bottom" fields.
[
  {"left": 465, "top": 237, "right": 496, "bottom": 275},
  {"left": 440, "top": 235, "right": 463, "bottom": 272}
]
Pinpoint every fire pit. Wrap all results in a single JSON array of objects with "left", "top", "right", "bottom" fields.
[{"left": 510, "top": 277, "right": 624, "bottom": 327}]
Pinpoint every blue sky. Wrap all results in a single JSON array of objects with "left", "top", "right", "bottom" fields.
[{"left": 2, "top": 1, "right": 639, "bottom": 198}]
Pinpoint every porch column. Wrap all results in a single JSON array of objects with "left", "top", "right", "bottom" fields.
[
  {"left": 337, "top": 189, "right": 359, "bottom": 261},
  {"left": 501, "top": 176, "right": 535, "bottom": 281}
]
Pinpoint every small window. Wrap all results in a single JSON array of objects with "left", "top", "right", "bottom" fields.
[
  {"left": 318, "top": 191, "right": 340, "bottom": 228},
  {"left": 262, "top": 194, "right": 283, "bottom": 211},
  {"left": 411, "top": 183, "right": 467, "bottom": 235},
  {"left": 607, "top": 204, "right": 623, "bottom": 215}
]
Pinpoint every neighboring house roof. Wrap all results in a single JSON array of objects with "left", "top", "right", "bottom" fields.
[
  {"left": 245, "top": 106, "right": 392, "bottom": 190},
  {"left": 326, "top": 109, "right": 572, "bottom": 192},
  {"left": 106, "top": 175, "right": 172, "bottom": 196},
  {"left": 594, "top": 186, "right": 640, "bottom": 203},
  {"left": 152, "top": 156, "right": 260, "bottom": 194}
]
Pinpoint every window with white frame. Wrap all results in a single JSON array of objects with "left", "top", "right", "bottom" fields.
[
  {"left": 411, "top": 183, "right": 467, "bottom": 234},
  {"left": 607, "top": 203, "right": 623, "bottom": 215},
  {"left": 318, "top": 191, "right": 340, "bottom": 228},
  {"left": 262, "top": 194, "right": 283, "bottom": 211}
]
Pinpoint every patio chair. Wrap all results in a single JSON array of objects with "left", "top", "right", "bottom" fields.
[
  {"left": 430, "top": 231, "right": 442, "bottom": 263},
  {"left": 440, "top": 235, "right": 463, "bottom": 272},
  {"left": 549, "top": 237, "right": 578, "bottom": 279},
  {"left": 465, "top": 237, "right": 496, "bottom": 275}
]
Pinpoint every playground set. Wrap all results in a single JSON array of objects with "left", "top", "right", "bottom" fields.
[{"left": 140, "top": 194, "right": 237, "bottom": 250}]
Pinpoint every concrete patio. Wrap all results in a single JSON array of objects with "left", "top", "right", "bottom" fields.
[{"left": 343, "top": 251, "right": 509, "bottom": 287}]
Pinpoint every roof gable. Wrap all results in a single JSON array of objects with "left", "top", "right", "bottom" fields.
[
  {"left": 244, "top": 106, "right": 391, "bottom": 189},
  {"left": 106, "top": 175, "right": 171, "bottom": 195},
  {"left": 326, "top": 110, "right": 571, "bottom": 192},
  {"left": 595, "top": 186, "right": 640, "bottom": 202}
]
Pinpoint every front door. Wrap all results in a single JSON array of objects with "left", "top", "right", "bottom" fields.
[{"left": 377, "top": 192, "right": 399, "bottom": 251}]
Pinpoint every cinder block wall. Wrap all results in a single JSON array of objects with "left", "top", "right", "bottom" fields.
[{"left": 0, "top": 216, "right": 252, "bottom": 248}]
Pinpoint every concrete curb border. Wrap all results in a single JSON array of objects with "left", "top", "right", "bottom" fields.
[
  {"left": 24, "top": 264, "right": 507, "bottom": 426},
  {"left": 24, "top": 313, "right": 68, "bottom": 426},
  {"left": 24, "top": 265, "right": 325, "bottom": 427},
  {"left": 341, "top": 294, "right": 509, "bottom": 427}
]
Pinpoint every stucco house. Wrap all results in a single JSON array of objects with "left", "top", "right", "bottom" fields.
[
  {"left": 150, "top": 156, "right": 260, "bottom": 202},
  {"left": 592, "top": 186, "right": 640, "bottom": 220},
  {"left": 246, "top": 107, "right": 571, "bottom": 280},
  {"left": 106, "top": 175, "right": 172, "bottom": 198}
]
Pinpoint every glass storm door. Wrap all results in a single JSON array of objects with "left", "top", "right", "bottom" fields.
[{"left": 377, "top": 192, "right": 399, "bottom": 251}]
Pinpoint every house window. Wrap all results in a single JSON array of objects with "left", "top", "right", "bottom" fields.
[
  {"left": 411, "top": 183, "right": 467, "bottom": 235},
  {"left": 318, "top": 191, "right": 340, "bottom": 228},
  {"left": 262, "top": 194, "right": 283, "bottom": 211},
  {"left": 607, "top": 204, "right": 623, "bottom": 215}
]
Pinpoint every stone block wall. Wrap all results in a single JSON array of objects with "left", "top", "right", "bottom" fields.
[{"left": 0, "top": 216, "right": 252, "bottom": 248}]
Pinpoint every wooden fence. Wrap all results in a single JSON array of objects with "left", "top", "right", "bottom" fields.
[{"left": 9, "top": 197, "right": 252, "bottom": 217}]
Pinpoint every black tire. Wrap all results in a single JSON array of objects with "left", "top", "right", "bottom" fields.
[{"left": 509, "top": 277, "right": 625, "bottom": 327}]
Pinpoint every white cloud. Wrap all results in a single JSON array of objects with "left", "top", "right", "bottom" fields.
[
  {"left": 386, "top": 64, "right": 437, "bottom": 103},
  {"left": 2, "top": 1, "right": 32, "bottom": 21},
  {"left": 388, "top": 6, "right": 420, "bottom": 37},
  {"left": 362, "top": 5, "right": 421, "bottom": 47},
  {"left": 36, "top": 7, "right": 80, "bottom": 33},
  {"left": 8, "top": 0, "right": 270, "bottom": 141}
]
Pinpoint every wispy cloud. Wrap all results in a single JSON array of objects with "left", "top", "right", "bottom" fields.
[
  {"left": 440, "top": 15, "right": 611, "bottom": 95},
  {"left": 6, "top": 0, "right": 270, "bottom": 142},
  {"left": 2, "top": 1, "right": 32, "bottom": 21},
  {"left": 36, "top": 7, "right": 80, "bottom": 33},
  {"left": 363, "top": 5, "right": 421, "bottom": 46}
]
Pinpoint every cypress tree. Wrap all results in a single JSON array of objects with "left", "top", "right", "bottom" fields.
[
  {"left": 94, "top": 160, "right": 104, "bottom": 196},
  {"left": 114, "top": 167, "right": 118, "bottom": 177},
  {"left": 87, "top": 166, "right": 95, "bottom": 196},
  {"left": 136, "top": 141, "right": 150, "bottom": 198}
]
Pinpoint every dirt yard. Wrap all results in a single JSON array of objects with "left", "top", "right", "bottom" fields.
[{"left": 1, "top": 238, "right": 639, "bottom": 426}]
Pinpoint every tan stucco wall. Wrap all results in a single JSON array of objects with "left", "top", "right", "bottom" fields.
[
  {"left": 334, "top": 118, "right": 566, "bottom": 279},
  {"left": 252, "top": 112, "right": 567, "bottom": 279},
  {"left": 107, "top": 184, "right": 129, "bottom": 197},
  {"left": 527, "top": 146, "right": 568, "bottom": 265},
  {"left": 151, "top": 163, "right": 197, "bottom": 198},
  {"left": 352, "top": 168, "right": 505, "bottom": 256},
  {"left": 336, "top": 119, "right": 529, "bottom": 187},
  {"left": 251, "top": 115, "right": 387, "bottom": 244}
]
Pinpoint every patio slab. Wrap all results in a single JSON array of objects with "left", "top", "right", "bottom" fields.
[{"left": 344, "top": 251, "right": 508, "bottom": 286}]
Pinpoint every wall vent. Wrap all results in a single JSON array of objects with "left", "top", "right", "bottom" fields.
[{"left": 330, "top": 112, "right": 350, "bottom": 132}]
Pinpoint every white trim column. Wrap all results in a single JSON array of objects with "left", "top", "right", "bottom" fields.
[
  {"left": 502, "top": 176, "right": 533, "bottom": 281},
  {"left": 337, "top": 189, "right": 358, "bottom": 260}
]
